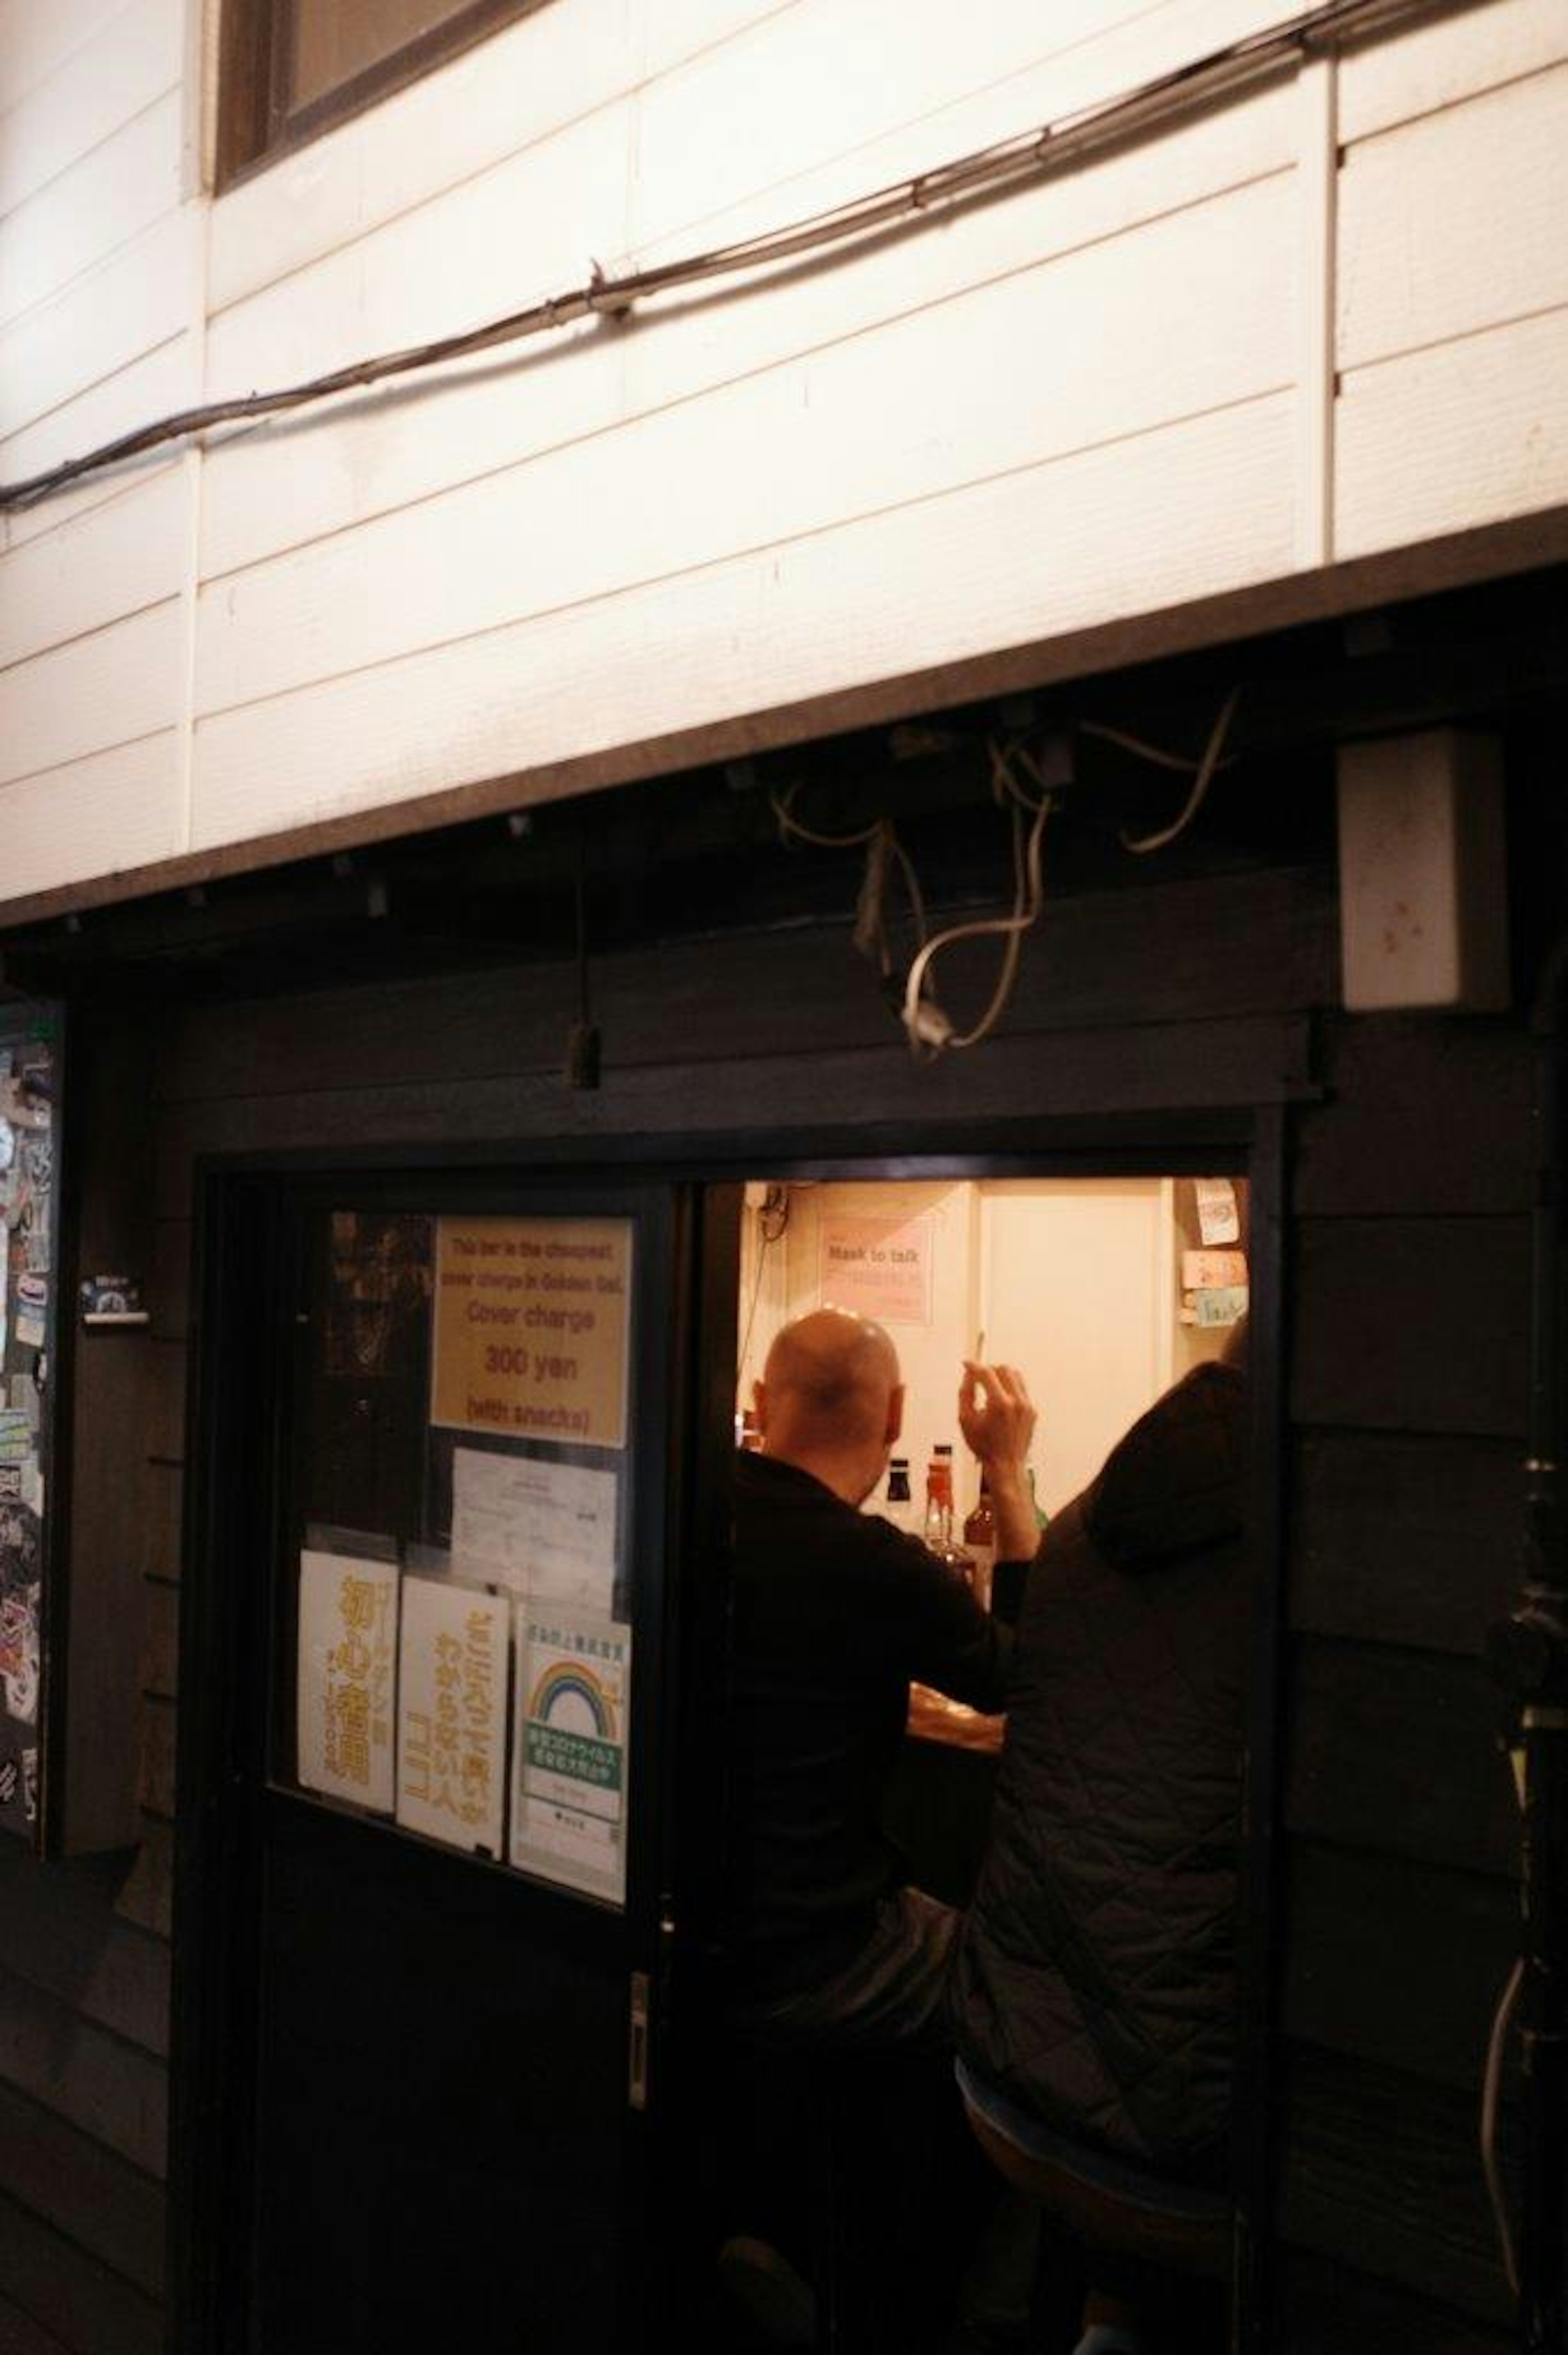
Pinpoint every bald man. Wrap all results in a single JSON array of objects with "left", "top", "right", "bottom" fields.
[{"left": 722, "top": 1308, "right": 1039, "bottom": 2047}]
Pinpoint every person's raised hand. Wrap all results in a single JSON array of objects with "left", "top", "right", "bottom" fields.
[{"left": 958, "top": 1362, "right": 1036, "bottom": 1473}]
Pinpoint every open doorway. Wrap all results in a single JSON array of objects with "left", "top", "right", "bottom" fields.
[
  {"left": 712, "top": 1165, "right": 1254, "bottom": 2348},
  {"left": 737, "top": 1172, "right": 1247, "bottom": 1510}
]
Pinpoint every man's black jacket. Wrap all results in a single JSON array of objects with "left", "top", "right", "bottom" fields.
[{"left": 722, "top": 1450, "right": 1014, "bottom": 1997}]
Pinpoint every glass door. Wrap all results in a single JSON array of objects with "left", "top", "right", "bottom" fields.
[{"left": 210, "top": 1178, "right": 699, "bottom": 2355}]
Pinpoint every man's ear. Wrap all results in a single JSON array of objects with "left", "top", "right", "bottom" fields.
[
  {"left": 752, "top": 1378, "right": 769, "bottom": 1435},
  {"left": 885, "top": 1383, "right": 905, "bottom": 1447}
]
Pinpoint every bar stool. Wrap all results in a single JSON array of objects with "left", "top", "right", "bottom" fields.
[{"left": 956, "top": 2062, "right": 1232, "bottom": 2355}]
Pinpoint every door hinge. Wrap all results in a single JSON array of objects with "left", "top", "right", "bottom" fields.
[{"left": 627, "top": 1969, "right": 650, "bottom": 2113}]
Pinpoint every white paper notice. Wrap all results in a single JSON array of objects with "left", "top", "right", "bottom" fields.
[
  {"left": 395, "top": 1576, "right": 508, "bottom": 1855},
  {"left": 451, "top": 1448, "right": 617, "bottom": 1611},
  {"left": 297, "top": 1551, "right": 398, "bottom": 1812},
  {"left": 510, "top": 1610, "right": 630, "bottom": 1905},
  {"left": 1194, "top": 1178, "right": 1240, "bottom": 1247}
]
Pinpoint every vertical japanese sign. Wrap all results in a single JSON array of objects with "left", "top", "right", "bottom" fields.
[
  {"left": 395, "top": 1577, "right": 508, "bottom": 1855},
  {"left": 511, "top": 1612, "right": 630, "bottom": 1905},
  {"left": 430, "top": 1218, "right": 631, "bottom": 1448},
  {"left": 297, "top": 1551, "right": 398, "bottom": 1812},
  {"left": 0, "top": 1008, "right": 57, "bottom": 1844}
]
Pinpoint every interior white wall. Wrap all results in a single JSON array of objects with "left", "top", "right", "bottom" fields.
[{"left": 738, "top": 1175, "right": 1188, "bottom": 1521}]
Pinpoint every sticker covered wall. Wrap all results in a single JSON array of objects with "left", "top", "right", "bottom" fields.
[{"left": 0, "top": 1004, "right": 59, "bottom": 1844}]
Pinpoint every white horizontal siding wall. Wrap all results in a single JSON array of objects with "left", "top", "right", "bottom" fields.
[
  {"left": 0, "top": 0, "right": 197, "bottom": 899},
  {"left": 1334, "top": 7, "right": 1568, "bottom": 555},
  {"left": 1, "top": 0, "right": 1565, "bottom": 902}
]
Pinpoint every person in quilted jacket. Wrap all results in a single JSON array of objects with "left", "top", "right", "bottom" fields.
[{"left": 947, "top": 1325, "right": 1249, "bottom": 2355}]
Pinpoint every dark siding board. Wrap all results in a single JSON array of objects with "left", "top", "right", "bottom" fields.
[
  {"left": 140, "top": 1464, "right": 183, "bottom": 1586},
  {"left": 140, "top": 1583, "right": 178, "bottom": 1703},
  {"left": 153, "top": 866, "right": 1335, "bottom": 1109},
  {"left": 151, "top": 1011, "right": 1314, "bottom": 1213},
  {"left": 1285, "top": 1637, "right": 1519, "bottom": 1879},
  {"left": 136, "top": 1702, "right": 175, "bottom": 1826},
  {"left": 147, "top": 1217, "right": 192, "bottom": 1343},
  {"left": 0, "top": 2188, "right": 160, "bottom": 2355},
  {"left": 1294, "top": 1015, "right": 1534, "bottom": 1218},
  {"left": 1281, "top": 1841, "right": 1518, "bottom": 2088},
  {"left": 1290, "top": 1218, "right": 1530, "bottom": 1438},
  {"left": 0, "top": 2077, "right": 164, "bottom": 2299},
  {"left": 61, "top": 1321, "right": 152, "bottom": 1854},
  {"left": 0, "top": 2287, "right": 72, "bottom": 2353},
  {"left": 0, "top": 1964, "right": 168, "bottom": 2179},
  {"left": 113, "top": 1824, "right": 172, "bottom": 1945},
  {"left": 1274, "top": 2248, "right": 1514, "bottom": 2354},
  {"left": 0, "top": 1849, "right": 169, "bottom": 2061},
  {"left": 1277, "top": 2043, "right": 1512, "bottom": 2326},
  {"left": 1289, "top": 1430, "right": 1521, "bottom": 1655},
  {"left": 141, "top": 1339, "right": 186, "bottom": 1467}
]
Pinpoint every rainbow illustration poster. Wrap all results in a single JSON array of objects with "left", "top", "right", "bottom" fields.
[{"left": 511, "top": 1609, "right": 630, "bottom": 1905}]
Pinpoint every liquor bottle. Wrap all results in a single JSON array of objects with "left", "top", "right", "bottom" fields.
[
  {"left": 963, "top": 1474, "right": 996, "bottom": 1612},
  {"left": 923, "top": 1444, "right": 977, "bottom": 1593},
  {"left": 882, "top": 1456, "right": 916, "bottom": 1532}
]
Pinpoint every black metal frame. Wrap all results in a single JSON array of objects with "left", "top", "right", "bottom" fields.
[{"left": 169, "top": 1111, "right": 1288, "bottom": 2351}]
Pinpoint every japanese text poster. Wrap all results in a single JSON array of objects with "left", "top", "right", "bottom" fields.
[
  {"left": 395, "top": 1576, "right": 508, "bottom": 1855},
  {"left": 297, "top": 1551, "right": 398, "bottom": 1812}
]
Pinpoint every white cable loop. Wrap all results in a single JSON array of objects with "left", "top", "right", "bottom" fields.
[
  {"left": 1118, "top": 686, "right": 1242, "bottom": 854},
  {"left": 769, "top": 783, "right": 881, "bottom": 850},
  {"left": 899, "top": 741, "right": 1053, "bottom": 1060},
  {"left": 1081, "top": 719, "right": 1241, "bottom": 775}
]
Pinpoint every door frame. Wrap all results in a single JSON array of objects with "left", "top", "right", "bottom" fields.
[{"left": 168, "top": 1109, "right": 1287, "bottom": 2355}]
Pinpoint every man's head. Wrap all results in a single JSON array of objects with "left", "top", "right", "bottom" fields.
[{"left": 753, "top": 1308, "right": 904, "bottom": 1505}]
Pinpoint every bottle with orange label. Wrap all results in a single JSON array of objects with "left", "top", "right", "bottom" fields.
[{"left": 923, "top": 1443, "right": 978, "bottom": 1594}]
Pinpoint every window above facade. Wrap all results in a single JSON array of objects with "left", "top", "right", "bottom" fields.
[{"left": 217, "top": 0, "right": 551, "bottom": 187}]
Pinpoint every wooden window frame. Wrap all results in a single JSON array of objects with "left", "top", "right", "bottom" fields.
[{"left": 216, "top": 0, "right": 555, "bottom": 192}]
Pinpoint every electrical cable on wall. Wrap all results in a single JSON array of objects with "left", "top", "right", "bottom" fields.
[
  {"left": 899, "top": 740, "right": 1057, "bottom": 1060},
  {"left": 771, "top": 783, "right": 932, "bottom": 1017},
  {"left": 0, "top": 0, "right": 1440, "bottom": 514},
  {"left": 1115, "top": 686, "right": 1243, "bottom": 854},
  {"left": 773, "top": 679, "right": 1245, "bottom": 1067}
]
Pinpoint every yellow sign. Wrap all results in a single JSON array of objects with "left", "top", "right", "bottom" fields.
[
  {"left": 431, "top": 1218, "right": 631, "bottom": 1449},
  {"left": 395, "top": 1577, "right": 508, "bottom": 1855}
]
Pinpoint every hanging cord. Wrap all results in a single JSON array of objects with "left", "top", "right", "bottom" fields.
[
  {"left": 853, "top": 823, "right": 929, "bottom": 987},
  {"left": 1481, "top": 1956, "right": 1523, "bottom": 2297},
  {"left": 898, "top": 740, "right": 1056, "bottom": 1061},
  {"left": 770, "top": 784, "right": 929, "bottom": 990},
  {"left": 1112, "top": 685, "right": 1243, "bottom": 854}
]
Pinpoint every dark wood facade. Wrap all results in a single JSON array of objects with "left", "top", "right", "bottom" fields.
[{"left": 0, "top": 572, "right": 1560, "bottom": 2352}]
